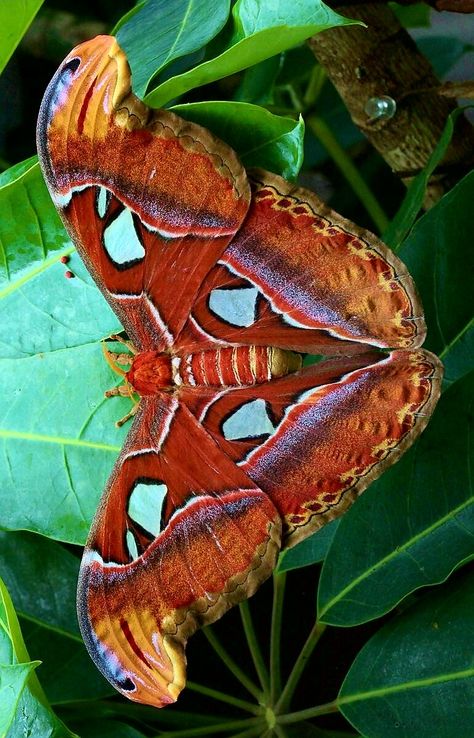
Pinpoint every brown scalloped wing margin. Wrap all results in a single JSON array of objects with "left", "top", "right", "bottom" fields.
[{"left": 183, "top": 169, "right": 426, "bottom": 354}]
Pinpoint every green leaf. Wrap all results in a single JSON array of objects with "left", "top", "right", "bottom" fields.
[
  {"left": 0, "top": 532, "right": 80, "bottom": 637},
  {"left": 286, "top": 724, "right": 359, "bottom": 737},
  {"left": 0, "top": 154, "right": 38, "bottom": 186},
  {"left": 0, "top": 160, "right": 128, "bottom": 544},
  {"left": 318, "top": 372, "right": 474, "bottom": 626},
  {"left": 233, "top": 55, "right": 281, "bottom": 104},
  {"left": 145, "top": 0, "right": 359, "bottom": 107},
  {"left": 383, "top": 110, "right": 462, "bottom": 249},
  {"left": 1, "top": 337, "right": 128, "bottom": 543},
  {"left": 116, "top": 0, "right": 231, "bottom": 97},
  {"left": 417, "top": 36, "right": 474, "bottom": 78},
  {"left": 277, "top": 519, "right": 339, "bottom": 572},
  {"left": 69, "top": 720, "right": 148, "bottom": 738},
  {"left": 171, "top": 101, "right": 304, "bottom": 179},
  {"left": 0, "top": 579, "right": 76, "bottom": 738},
  {"left": 0, "top": 0, "right": 44, "bottom": 75},
  {"left": 339, "top": 569, "right": 474, "bottom": 737},
  {"left": 390, "top": 2, "right": 430, "bottom": 28},
  {"left": 21, "top": 619, "right": 115, "bottom": 704},
  {"left": 0, "top": 663, "right": 38, "bottom": 735},
  {"left": 399, "top": 170, "right": 474, "bottom": 386}
]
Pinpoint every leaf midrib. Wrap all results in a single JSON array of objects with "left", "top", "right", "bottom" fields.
[
  {"left": 0, "top": 429, "right": 121, "bottom": 453},
  {"left": 319, "top": 495, "right": 473, "bottom": 620},
  {"left": 339, "top": 666, "right": 474, "bottom": 705}
]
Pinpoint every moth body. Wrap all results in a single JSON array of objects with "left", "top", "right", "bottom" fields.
[{"left": 126, "top": 346, "right": 303, "bottom": 395}]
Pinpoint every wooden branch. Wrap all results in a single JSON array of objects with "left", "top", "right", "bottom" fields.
[{"left": 309, "top": 3, "right": 474, "bottom": 204}]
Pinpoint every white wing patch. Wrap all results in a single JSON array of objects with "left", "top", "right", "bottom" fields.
[
  {"left": 128, "top": 482, "right": 168, "bottom": 537},
  {"left": 103, "top": 207, "right": 145, "bottom": 265},
  {"left": 126, "top": 530, "right": 139, "bottom": 560},
  {"left": 222, "top": 398, "right": 275, "bottom": 440},
  {"left": 209, "top": 287, "right": 259, "bottom": 327},
  {"left": 96, "top": 186, "right": 111, "bottom": 218}
]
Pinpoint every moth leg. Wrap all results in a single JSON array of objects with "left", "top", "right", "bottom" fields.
[
  {"left": 104, "top": 383, "right": 140, "bottom": 427},
  {"left": 104, "top": 385, "right": 132, "bottom": 398},
  {"left": 115, "top": 401, "right": 140, "bottom": 428}
]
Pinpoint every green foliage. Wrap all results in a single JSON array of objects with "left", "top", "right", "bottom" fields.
[
  {"left": 171, "top": 102, "right": 305, "bottom": 179},
  {"left": 1, "top": 1, "right": 473, "bottom": 736},
  {"left": 142, "top": 0, "right": 358, "bottom": 107},
  {"left": 0, "top": 0, "right": 44, "bottom": 75},
  {"left": 339, "top": 569, "right": 474, "bottom": 737}
]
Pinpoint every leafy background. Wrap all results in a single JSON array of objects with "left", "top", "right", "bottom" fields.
[{"left": 0, "top": 1, "right": 473, "bottom": 737}]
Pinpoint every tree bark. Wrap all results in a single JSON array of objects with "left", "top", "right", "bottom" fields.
[{"left": 309, "top": 3, "right": 474, "bottom": 204}]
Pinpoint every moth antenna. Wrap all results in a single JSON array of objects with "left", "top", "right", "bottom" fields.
[{"left": 106, "top": 333, "right": 138, "bottom": 354}]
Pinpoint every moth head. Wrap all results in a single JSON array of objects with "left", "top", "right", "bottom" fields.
[{"left": 77, "top": 548, "right": 186, "bottom": 708}]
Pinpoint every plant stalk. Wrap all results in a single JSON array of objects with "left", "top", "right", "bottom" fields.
[
  {"left": 306, "top": 114, "right": 389, "bottom": 233},
  {"left": 187, "top": 680, "right": 262, "bottom": 715},
  {"left": 275, "top": 621, "right": 327, "bottom": 714},
  {"left": 239, "top": 600, "right": 271, "bottom": 699},
  {"left": 202, "top": 626, "right": 263, "bottom": 702},
  {"left": 269, "top": 570, "right": 287, "bottom": 703}
]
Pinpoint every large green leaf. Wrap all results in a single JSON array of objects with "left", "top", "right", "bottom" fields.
[
  {"left": 69, "top": 721, "right": 148, "bottom": 738},
  {"left": 145, "top": 0, "right": 358, "bottom": 107},
  {"left": 0, "top": 160, "right": 128, "bottom": 543},
  {"left": 317, "top": 372, "right": 474, "bottom": 626},
  {"left": 0, "top": 0, "right": 44, "bottom": 75},
  {"left": 116, "top": 0, "right": 231, "bottom": 97},
  {"left": 399, "top": 171, "right": 474, "bottom": 387},
  {"left": 21, "top": 619, "right": 114, "bottom": 704},
  {"left": 171, "top": 101, "right": 304, "bottom": 179},
  {"left": 339, "top": 569, "right": 474, "bottom": 737},
  {"left": 0, "top": 578, "right": 76, "bottom": 738},
  {"left": 383, "top": 111, "right": 462, "bottom": 249},
  {"left": 0, "top": 532, "right": 80, "bottom": 636}
]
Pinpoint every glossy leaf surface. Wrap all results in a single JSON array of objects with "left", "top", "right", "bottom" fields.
[
  {"left": 339, "top": 569, "right": 474, "bottom": 737},
  {"left": 0, "top": 578, "right": 75, "bottom": 738},
  {"left": 400, "top": 171, "right": 474, "bottom": 387},
  {"left": 0, "top": 0, "right": 44, "bottom": 74},
  {"left": 116, "top": 0, "right": 231, "bottom": 96},
  {"left": 172, "top": 101, "right": 304, "bottom": 179},
  {"left": 0, "top": 532, "right": 79, "bottom": 635},
  {"left": 145, "top": 0, "right": 357, "bottom": 106}
]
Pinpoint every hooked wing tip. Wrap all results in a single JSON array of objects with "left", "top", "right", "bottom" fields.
[{"left": 77, "top": 550, "right": 186, "bottom": 708}]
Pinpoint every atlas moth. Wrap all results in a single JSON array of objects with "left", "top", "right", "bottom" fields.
[{"left": 36, "top": 35, "right": 442, "bottom": 709}]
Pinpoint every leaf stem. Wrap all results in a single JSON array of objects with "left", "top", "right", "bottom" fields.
[
  {"left": 239, "top": 600, "right": 271, "bottom": 699},
  {"left": 270, "top": 570, "right": 287, "bottom": 703},
  {"left": 230, "top": 727, "right": 267, "bottom": 738},
  {"left": 202, "top": 626, "right": 263, "bottom": 702},
  {"left": 274, "top": 725, "right": 291, "bottom": 738},
  {"left": 303, "top": 65, "right": 326, "bottom": 109},
  {"left": 187, "top": 680, "right": 262, "bottom": 715},
  {"left": 275, "top": 621, "right": 327, "bottom": 714},
  {"left": 306, "top": 114, "right": 390, "bottom": 234},
  {"left": 277, "top": 699, "right": 340, "bottom": 724}
]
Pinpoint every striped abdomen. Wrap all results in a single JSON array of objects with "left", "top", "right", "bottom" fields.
[
  {"left": 127, "top": 346, "right": 302, "bottom": 395},
  {"left": 177, "top": 346, "right": 302, "bottom": 387}
]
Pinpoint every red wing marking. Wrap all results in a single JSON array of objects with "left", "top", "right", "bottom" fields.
[
  {"left": 37, "top": 35, "right": 250, "bottom": 350},
  {"left": 188, "top": 349, "right": 442, "bottom": 546},
  {"left": 78, "top": 394, "right": 280, "bottom": 707},
  {"left": 178, "top": 172, "right": 425, "bottom": 354}
]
